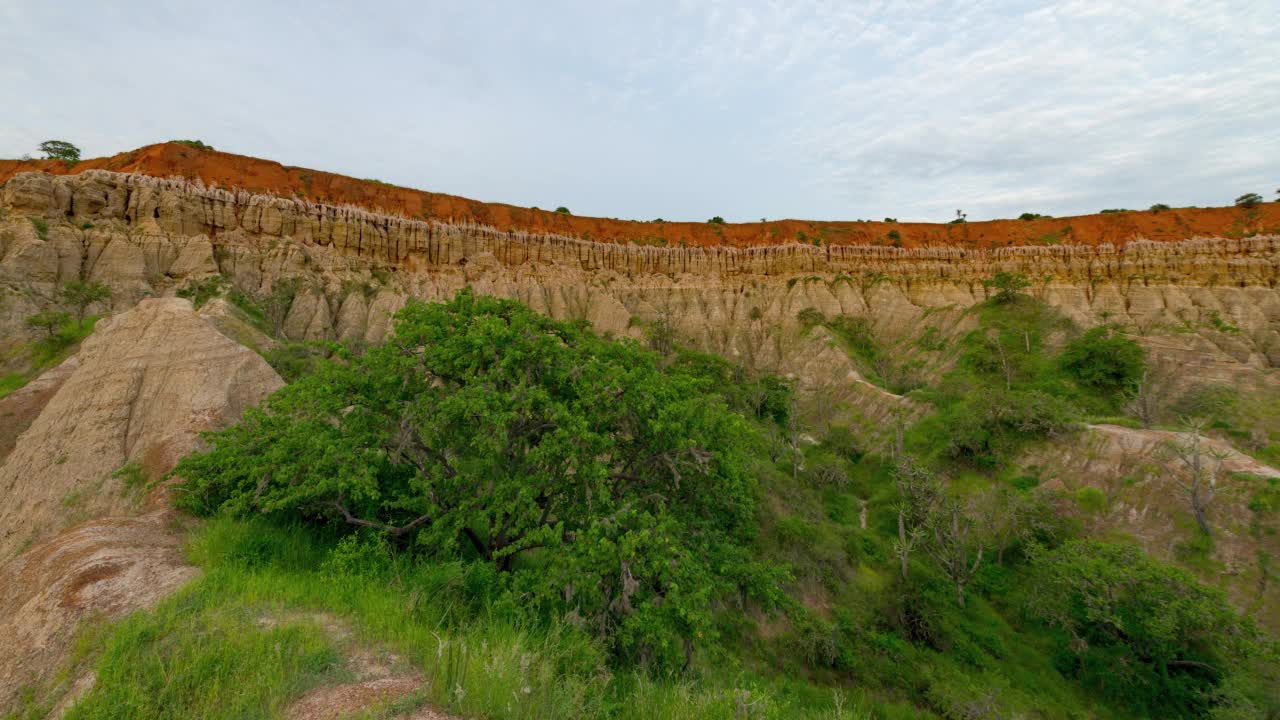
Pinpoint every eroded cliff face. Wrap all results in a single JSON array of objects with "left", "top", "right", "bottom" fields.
[{"left": 3, "top": 170, "right": 1278, "bottom": 394}]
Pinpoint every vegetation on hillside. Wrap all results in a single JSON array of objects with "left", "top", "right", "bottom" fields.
[{"left": 11, "top": 288, "right": 1278, "bottom": 719}]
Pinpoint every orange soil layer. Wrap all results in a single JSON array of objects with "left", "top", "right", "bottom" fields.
[{"left": 3, "top": 143, "right": 1278, "bottom": 249}]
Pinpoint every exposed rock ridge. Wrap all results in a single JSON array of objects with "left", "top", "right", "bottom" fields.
[{"left": 4, "top": 170, "right": 1278, "bottom": 286}]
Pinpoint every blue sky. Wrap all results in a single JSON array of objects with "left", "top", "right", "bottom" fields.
[{"left": 2, "top": 1, "right": 1276, "bottom": 222}]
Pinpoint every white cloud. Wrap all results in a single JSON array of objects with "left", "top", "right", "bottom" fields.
[{"left": 0, "top": 0, "right": 1275, "bottom": 221}]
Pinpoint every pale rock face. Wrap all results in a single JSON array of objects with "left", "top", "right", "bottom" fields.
[
  {"left": 0, "top": 297, "right": 284, "bottom": 711},
  {"left": 0, "top": 297, "right": 284, "bottom": 560},
  {"left": 1, "top": 167, "right": 1278, "bottom": 430}
]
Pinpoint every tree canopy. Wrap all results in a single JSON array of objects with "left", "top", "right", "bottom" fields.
[
  {"left": 177, "top": 289, "right": 785, "bottom": 670},
  {"left": 1027, "top": 540, "right": 1275, "bottom": 718},
  {"left": 38, "top": 140, "right": 80, "bottom": 163}
]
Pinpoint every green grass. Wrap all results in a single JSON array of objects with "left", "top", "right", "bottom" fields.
[
  {"left": 0, "top": 315, "right": 101, "bottom": 401},
  {"left": 11, "top": 519, "right": 889, "bottom": 720}
]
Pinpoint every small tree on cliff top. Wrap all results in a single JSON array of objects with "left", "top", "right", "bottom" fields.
[{"left": 38, "top": 140, "right": 80, "bottom": 164}]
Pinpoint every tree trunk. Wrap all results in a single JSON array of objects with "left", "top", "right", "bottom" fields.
[
  {"left": 1192, "top": 498, "right": 1213, "bottom": 538},
  {"left": 897, "top": 509, "right": 909, "bottom": 580}
]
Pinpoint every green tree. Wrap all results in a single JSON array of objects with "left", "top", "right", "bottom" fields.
[
  {"left": 1234, "top": 193, "right": 1263, "bottom": 208},
  {"left": 59, "top": 281, "right": 112, "bottom": 323},
  {"left": 1057, "top": 325, "right": 1146, "bottom": 398},
  {"left": 1027, "top": 540, "right": 1274, "bottom": 718},
  {"left": 39, "top": 140, "right": 81, "bottom": 163},
  {"left": 176, "top": 290, "right": 785, "bottom": 670},
  {"left": 25, "top": 310, "right": 70, "bottom": 339},
  {"left": 981, "top": 272, "right": 1030, "bottom": 303}
]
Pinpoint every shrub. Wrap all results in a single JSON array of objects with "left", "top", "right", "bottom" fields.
[
  {"left": 176, "top": 277, "right": 224, "bottom": 309},
  {"left": 555, "top": 206, "right": 571, "bottom": 214},
  {"left": 176, "top": 290, "right": 787, "bottom": 671},
  {"left": 981, "top": 272, "right": 1030, "bottom": 303},
  {"left": 25, "top": 310, "right": 70, "bottom": 339},
  {"left": 1099, "top": 208, "right": 1130, "bottom": 214},
  {"left": 1057, "top": 325, "right": 1146, "bottom": 400},
  {"left": 1234, "top": 193, "right": 1263, "bottom": 208},
  {"left": 1027, "top": 540, "right": 1274, "bottom": 718},
  {"left": 30, "top": 217, "right": 49, "bottom": 240},
  {"left": 707, "top": 216, "right": 725, "bottom": 224},
  {"left": 1150, "top": 203, "right": 1171, "bottom": 212},
  {"left": 60, "top": 280, "right": 112, "bottom": 323},
  {"left": 941, "top": 389, "right": 1077, "bottom": 467},
  {"left": 171, "top": 139, "right": 214, "bottom": 151},
  {"left": 796, "top": 307, "right": 825, "bottom": 328},
  {"left": 1074, "top": 486, "right": 1107, "bottom": 513},
  {"left": 1017, "top": 212, "right": 1050, "bottom": 221},
  {"left": 38, "top": 140, "right": 80, "bottom": 163}
]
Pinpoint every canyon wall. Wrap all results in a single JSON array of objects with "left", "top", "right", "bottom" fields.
[
  {"left": 2, "top": 167, "right": 1280, "bottom": 642},
  {"left": 2, "top": 169, "right": 1279, "bottom": 431}
]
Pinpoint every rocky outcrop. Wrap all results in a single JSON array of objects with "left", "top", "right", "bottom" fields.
[
  {"left": 0, "top": 298, "right": 284, "bottom": 559},
  {"left": 2, "top": 169, "right": 1278, "bottom": 438},
  {"left": 0, "top": 298, "right": 284, "bottom": 712}
]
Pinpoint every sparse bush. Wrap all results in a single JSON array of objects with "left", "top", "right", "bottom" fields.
[
  {"left": 29, "top": 217, "right": 49, "bottom": 240},
  {"left": 1150, "top": 203, "right": 1171, "bottom": 212},
  {"left": 171, "top": 139, "right": 215, "bottom": 151},
  {"left": 38, "top": 140, "right": 80, "bottom": 164},
  {"left": 1100, "top": 208, "right": 1130, "bottom": 214},
  {"left": 177, "top": 276, "right": 224, "bottom": 309},
  {"left": 25, "top": 310, "right": 70, "bottom": 339},
  {"left": 886, "top": 229, "right": 902, "bottom": 245},
  {"left": 60, "top": 280, "right": 112, "bottom": 323},
  {"left": 796, "top": 307, "right": 825, "bottom": 328},
  {"left": 981, "top": 272, "right": 1030, "bottom": 303},
  {"left": 949, "top": 210, "right": 967, "bottom": 224},
  {"left": 1017, "top": 212, "right": 1050, "bottom": 221}
]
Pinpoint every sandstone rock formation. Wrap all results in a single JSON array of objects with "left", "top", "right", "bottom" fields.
[
  {"left": 3, "top": 168, "right": 1277, "bottom": 443},
  {"left": 0, "top": 297, "right": 284, "bottom": 559},
  {"left": 0, "top": 298, "right": 283, "bottom": 711},
  {"left": 3, "top": 170, "right": 1277, "bottom": 382}
]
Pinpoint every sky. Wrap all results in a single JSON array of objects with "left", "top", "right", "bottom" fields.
[{"left": 1, "top": 0, "right": 1277, "bottom": 223}]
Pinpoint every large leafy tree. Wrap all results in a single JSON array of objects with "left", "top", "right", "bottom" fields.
[{"left": 177, "top": 290, "right": 782, "bottom": 669}]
